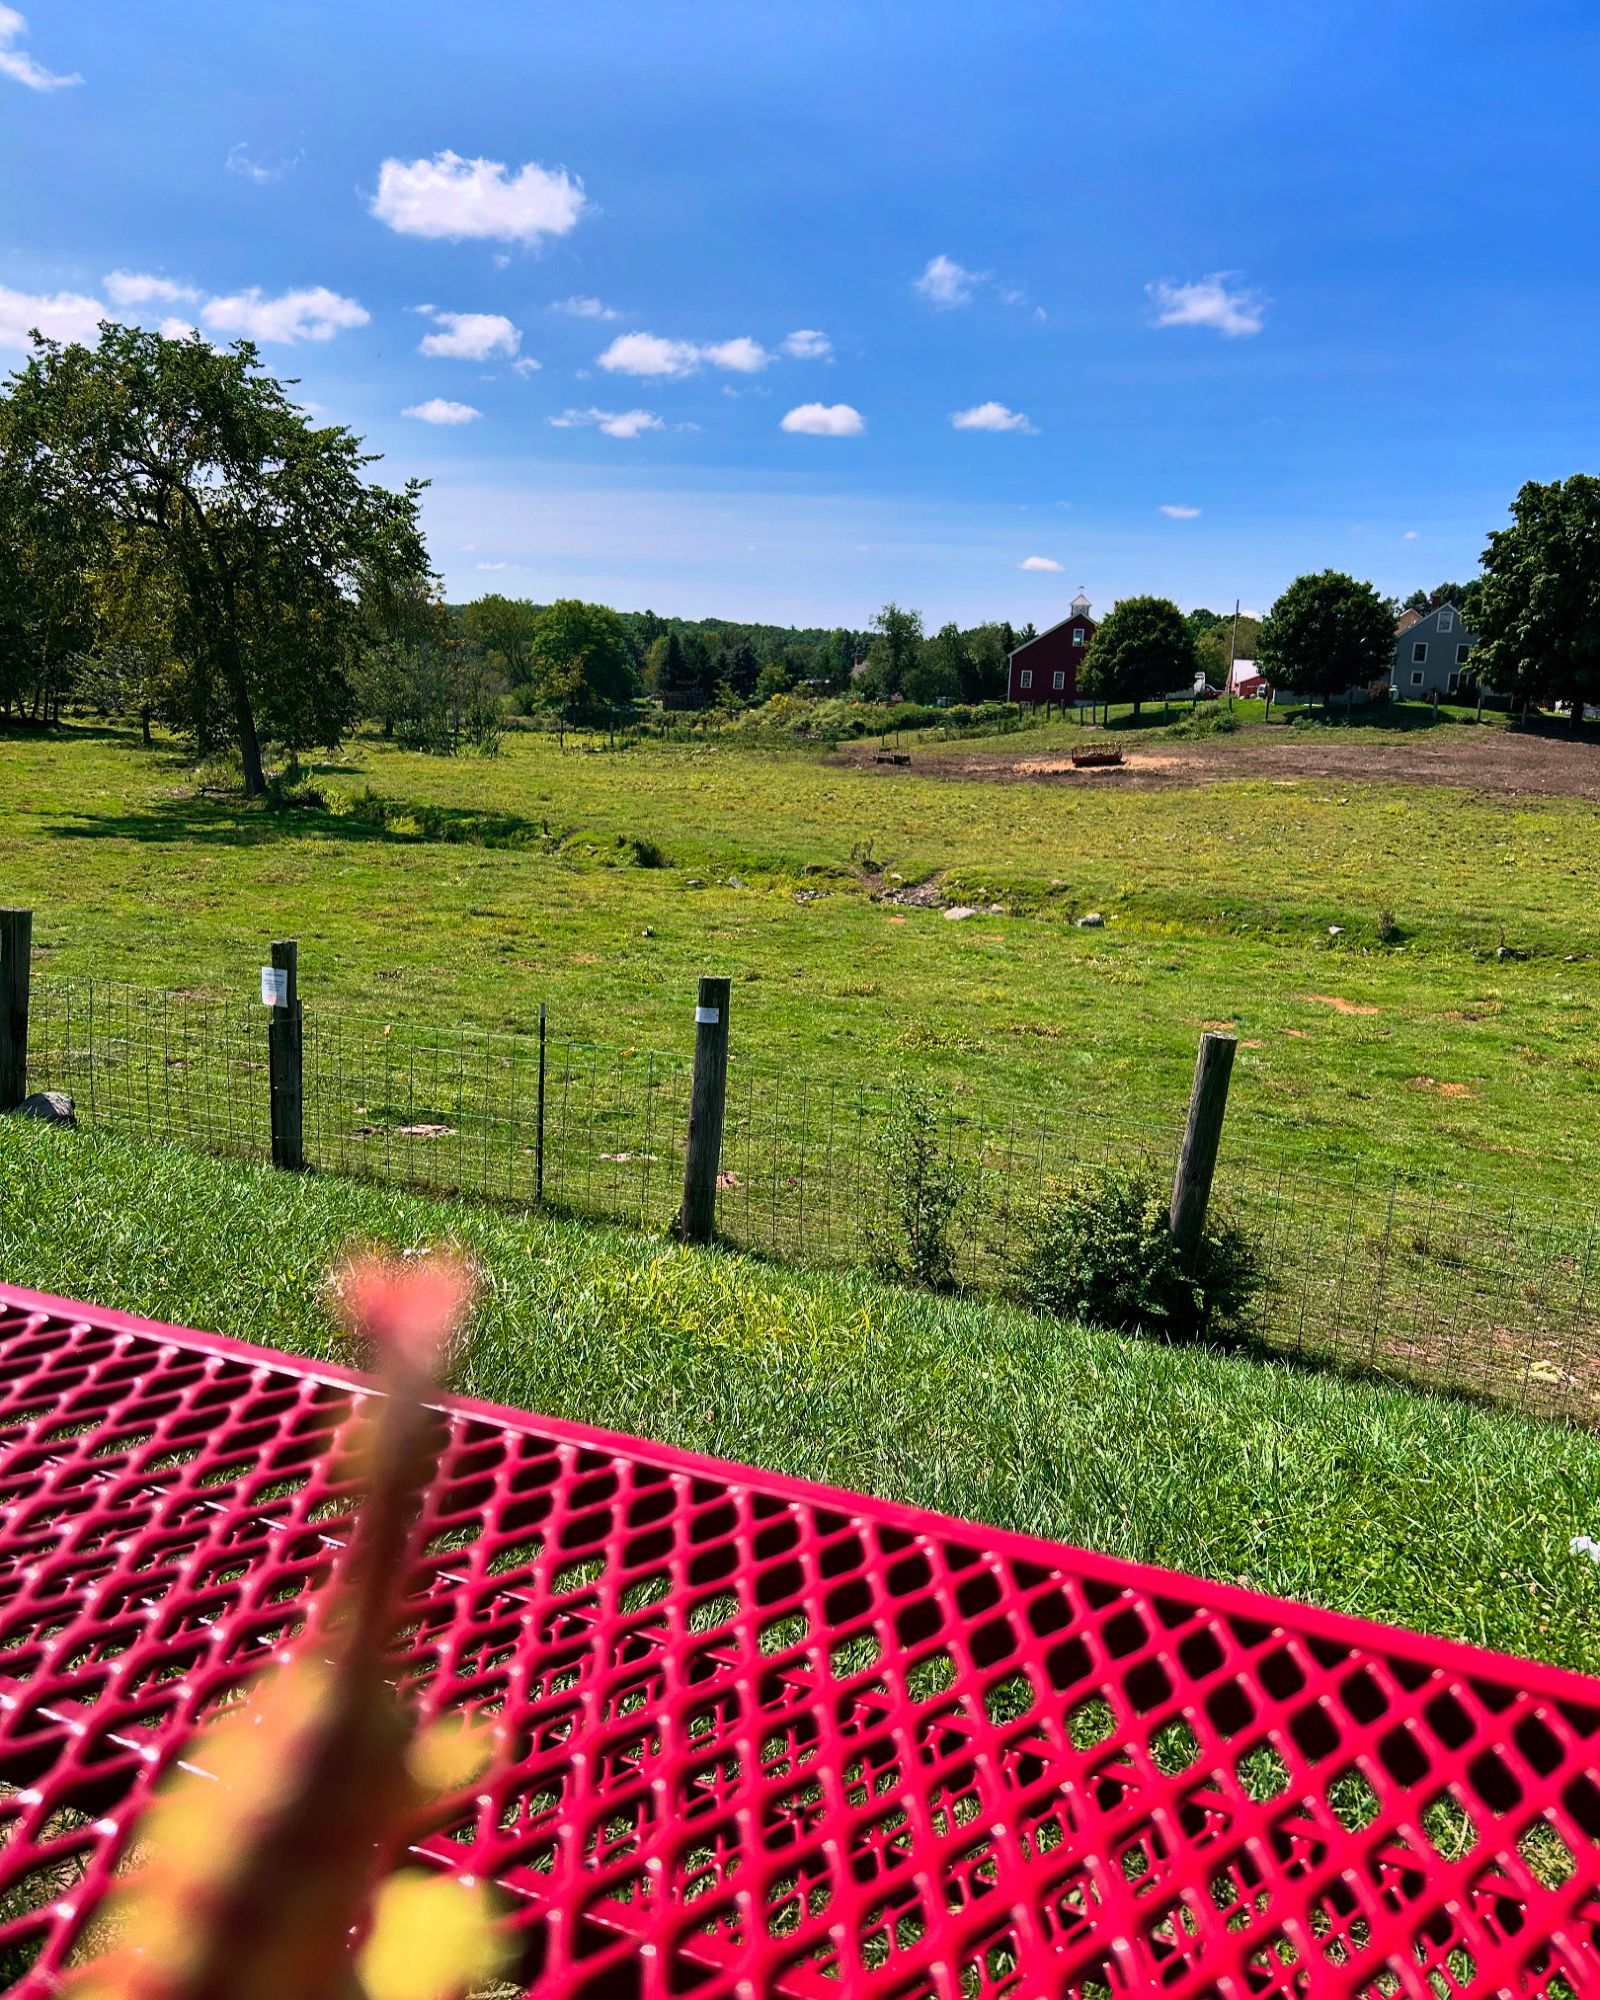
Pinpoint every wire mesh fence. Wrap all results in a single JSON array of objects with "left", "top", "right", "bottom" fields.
[{"left": 22, "top": 976, "right": 1600, "bottom": 1425}]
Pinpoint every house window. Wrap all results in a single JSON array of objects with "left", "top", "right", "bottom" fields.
[
  {"left": 1412, "top": 642, "right": 1428, "bottom": 662},
  {"left": 1411, "top": 670, "right": 1424, "bottom": 686},
  {"left": 1439, "top": 609, "right": 1454, "bottom": 632},
  {"left": 1052, "top": 670, "right": 1066, "bottom": 690},
  {"left": 1456, "top": 644, "right": 1469, "bottom": 664},
  {"left": 1447, "top": 671, "right": 1460, "bottom": 695},
  {"left": 1072, "top": 627, "right": 1085, "bottom": 644},
  {"left": 1019, "top": 669, "right": 1033, "bottom": 689}
]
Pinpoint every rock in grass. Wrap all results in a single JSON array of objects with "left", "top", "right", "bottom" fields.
[
  {"left": 16, "top": 1090, "right": 75, "bottom": 1126},
  {"left": 1076, "top": 912, "right": 1105, "bottom": 929}
]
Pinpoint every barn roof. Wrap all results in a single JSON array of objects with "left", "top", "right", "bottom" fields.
[{"left": 1007, "top": 606, "right": 1095, "bottom": 659}]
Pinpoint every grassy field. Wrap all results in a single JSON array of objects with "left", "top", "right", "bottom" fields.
[
  {"left": 6, "top": 1118, "right": 1600, "bottom": 1674},
  {"left": 2, "top": 717, "right": 1598, "bottom": 1205}
]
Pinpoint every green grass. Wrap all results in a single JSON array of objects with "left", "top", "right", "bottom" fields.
[
  {"left": 3, "top": 719, "right": 1599, "bottom": 1205},
  {"left": 5, "top": 1119, "right": 1600, "bottom": 1673}
]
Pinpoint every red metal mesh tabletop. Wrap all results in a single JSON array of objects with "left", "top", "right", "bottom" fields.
[{"left": 2, "top": 1282, "right": 1598, "bottom": 1999}]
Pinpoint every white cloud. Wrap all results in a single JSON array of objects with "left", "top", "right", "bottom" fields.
[
  {"left": 417, "top": 308, "right": 521, "bottom": 361},
  {"left": 553, "top": 295, "right": 620, "bottom": 320},
  {"left": 103, "top": 270, "right": 201, "bottom": 308},
  {"left": 1148, "top": 274, "right": 1264, "bottom": 338},
  {"left": 951, "top": 401, "right": 1037, "bottom": 434},
  {"left": 474, "top": 561, "right": 508, "bottom": 571},
  {"left": 1159, "top": 503, "right": 1201, "bottom": 519},
  {"left": 226, "top": 142, "right": 299, "bottom": 184},
  {"left": 1019, "top": 555, "right": 1063, "bottom": 572},
  {"left": 702, "top": 335, "right": 771, "bottom": 373},
  {"left": 403, "top": 397, "right": 481, "bottom": 425},
  {"left": 0, "top": 283, "right": 104, "bottom": 349},
  {"left": 780, "top": 402, "right": 863, "bottom": 437},
  {"left": 781, "top": 328, "right": 832, "bottom": 360},
  {"left": 511, "top": 356, "right": 542, "bottom": 376},
  {"left": 0, "top": 5, "right": 79, "bottom": 89},
  {"left": 202, "top": 285, "right": 369, "bottom": 344},
  {"left": 371, "top": 151, "right": 588, "bottom": 245},
  {"left": 597, "top": 331, "right": 771, "bottom": 379},
  {"left": 915, "top": 254, "right": 984, "bottom": 307},
  {"left": 1403, "top": 528, "right": 1419, "bottom": 540},
  {"left": 157, "top": 317, "right": 201, "bottom": 341},
  {"left": 548, "top": 406, "right": 664, "bottom": 439},
  {"left": 597, "top": 331, "right": 703, "bottom": 379}
]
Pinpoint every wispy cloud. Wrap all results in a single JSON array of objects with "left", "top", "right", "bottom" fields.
[
  {"left": 226, "top": 142, "right": 300, "bottom": 184},
  {"left": 597, "top": 331, "right": 772, "bottom": 379},
  {"left": 371, "top": 151, "right": 588, "bottom": 246},
  {"left": 202, "top": 285, "right": 369, "bottom": 344},
  {"left": 0, "top": 6, "right": 80, "bottom": 90},
  {"left": 552, "top": 295, "right": 620, "bottom": 320},
  {"left": 1018, "top": 555, "right": 1062, "bottom": 572},
  {"left": 549, "top": 406, "right": 664, "bottom": 439},
  {"left": 416, "top": 307, "right": 521, "bottom": 361},
  {"left": 0, "top": 283, "right": 104, "bottom": 350},
  {"left": 1147, "top": 273, "right": 1264, "bottom": 337},
  {"left": 403, "top": 397, "right": 481, "bottom": 425},
  {"left": 780, "top": 402, "right": 863, "bottom": 437},
  {"left": 103, "top": 271, "right": 201, "bottom": 308},
  {"left": 474, "top": 561, "right": 509, "bottom": 571},
  {"left": 951, "top": 401, "right": 1037, "bottom": 434},
  {"left": 781, "top": 328, "right": 832, "bottom": 360},
  {"left": 1159, "top": 503, "right": 1201, "bottom": 518},
  {"left": 915, "top": 253, "right": 985, "bottom": 308},
  {"left": 1403, "top": 528, "right": 1419, "bottom": 540}
]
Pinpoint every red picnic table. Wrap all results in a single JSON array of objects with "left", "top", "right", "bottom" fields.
[{"left": 1, "top": 1282, "right": 1597, "bottom": 1998}]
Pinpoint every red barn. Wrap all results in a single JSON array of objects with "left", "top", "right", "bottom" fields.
[{"left": 1008, "top": 590, "right": 1094, "bottom": 707}]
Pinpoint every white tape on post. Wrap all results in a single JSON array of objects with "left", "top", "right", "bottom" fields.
[
  {"left": 695, "top": 1005, "right": 720, "bottom": 1025},
  {"left": 261, "top": 965, "right": 288, "bottom": 1008}
]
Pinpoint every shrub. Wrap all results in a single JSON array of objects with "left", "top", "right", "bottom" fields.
[
  {"left": 866, "top": 1080, "right": 967, "bottom": 1291},
  {"left": 1377, "top": 906, "right": 1399, "bottom": 944},
  {"left": 1012, "top": 1163, "right": 1262, "bottom": 1342}
]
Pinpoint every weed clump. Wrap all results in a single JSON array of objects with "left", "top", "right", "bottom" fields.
[
  {"left": 866, "top": 1079, "right": 968, "bottom": 1292},
  {"left": 1011, "top": 1163, "right": 1262, "bottom": 1343}
]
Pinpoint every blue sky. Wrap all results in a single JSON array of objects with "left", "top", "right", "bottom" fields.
[{"left": 3, "top": 1, "right": 1599, "bottom": 628}]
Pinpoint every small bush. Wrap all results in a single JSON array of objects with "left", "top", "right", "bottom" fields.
[
  {"left": 866, "top": 1080, "right": 967, "bottom": 1292},
  {"left": 1012, "top": 1163, "right": 1262, "bottom": 1342},
  {"left": 1377, "top": 906, "right": 1399, "bottom": 944}
]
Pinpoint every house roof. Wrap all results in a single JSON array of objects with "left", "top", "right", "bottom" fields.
[
  {"left": 1396, "top": 608, "right": 1423, "bottom": 633},
  {"left": 1007, "top": 607, "right": 1095, "bottom": 660}
]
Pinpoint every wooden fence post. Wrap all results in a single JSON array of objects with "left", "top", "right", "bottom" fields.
[
  {"left": 1170, "top": 1031, "right": 1237, "bottom": 1270},
  {"left": 535, "top": 1001, "right": 547, "bottom": 1204},
  {"left": 265, "top": 938, "right": 303, "bottom": 1170},
  {"left": 679, "top": 975, "right": 731, "bottom": 1244},
  {"left": 0, "top": 908, "right": 31, "bottom": 1112}
]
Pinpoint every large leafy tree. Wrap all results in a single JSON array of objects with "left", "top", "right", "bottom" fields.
[
  {"left": 1474, "top": 475, "right": 1600, "bottom": 722},
  {"left": 1080, "top": 595, "right": 1196, "bottom": 717},
  {"left": 459, "top": 594, "right": 539, "bottom": 686},
  {"left": 526, "top": 598, "right": 639, "bottom": 724},
  {"left": 1257, "top": 570, "right": 1394, "bottom": 709},
  {"left": 0, "top": 323, "right": 432, "bottom": 791},
  {"left": 857, "top": 602, "right": 924, "bottom": 701}
]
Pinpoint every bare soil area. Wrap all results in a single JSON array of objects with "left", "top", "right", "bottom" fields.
[{"left": 837, "top": 723, "right": 1600, "bottom": 800}]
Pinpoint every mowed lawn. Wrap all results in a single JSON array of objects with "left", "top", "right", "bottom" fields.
[
  {"left": 6, "top": 1120, "right": 1600, "bottom": 1674},
  {"left": 2, "top": 720, "right": 1599, "bottom": 1199}
]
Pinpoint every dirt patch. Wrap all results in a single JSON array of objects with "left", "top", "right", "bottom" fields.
[
  {"left": 839, "top": 722, "right": 1600, "bottom": 802},
  {"left": 1300, "top": 993, "right": 1382, "bottom": 1016},
  {"left": 1409, "top": 1077, "right": 1477, "bottom": 1099}
]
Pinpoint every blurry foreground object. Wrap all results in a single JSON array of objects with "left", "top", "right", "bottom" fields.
[{"left": 67, "top": 1252, "right": 507, "bottom": 2000}]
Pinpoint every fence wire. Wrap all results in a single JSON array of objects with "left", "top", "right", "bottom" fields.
[{"left": 24, "top": 977, "right": 1600, "bottom": 1425}]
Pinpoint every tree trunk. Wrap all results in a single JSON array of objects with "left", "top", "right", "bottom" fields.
[
  {"left": 1572, "top": 691, "right": 1584, "bottom": 731},
  {"left": 219, "top": 631, "right": 267, "bottom": 794},
  {"left": 140, "top": 707, "right": 152, "bottom": 748}
]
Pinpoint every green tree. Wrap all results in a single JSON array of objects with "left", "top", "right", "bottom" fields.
[
  {"left": 0, "top": 323, "right": 432, "bottom": 791},
  {"left": 459, "top": 594, "right": 538, "bottom": 686},
  {"left": 965, "top": 623, "right": 1011, "bottom": 701},
  {"left": 1474, "top": 475, "right": 1600, "bottom": 724},
  {"left": 1257, "top": 570, "right": 1395, "bottom": 711},
  {"left": 1080, "top": 595, "right": 1197, "bottom": 718},
  {"left": 904, "top": 621, "right": 969, "bottom": 705},
  {"left": 858, "top": 602, "right": 924, "bottom": 701},
  {"left": 526, "top": 598, "right": 640, "bottom": 724}
]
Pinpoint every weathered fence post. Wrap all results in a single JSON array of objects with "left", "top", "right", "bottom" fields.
[
  {"left": 265, "top": 937, "right": 303, "bottom": 1170},
  {"left": 0, "top": 908, "right": 31, "bottom": 1111},
  {"left": 1170, "top": 1031, "right": 1237, "bottom": 1269},
  {"left": 679, "top": 975, "right": 731, "bottom": 1244},
  {"left": 535, "top": 1001, "right": 547, "bottom": 1205}
]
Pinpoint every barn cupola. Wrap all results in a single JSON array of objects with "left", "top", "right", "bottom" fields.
[{"left": 1071, "top": 587, "right": 1091, "bottom": 617}]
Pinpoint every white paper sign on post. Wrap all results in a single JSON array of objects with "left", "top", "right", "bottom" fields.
[
  {"left": 694, "top": 1005, "right": 720, "bottom": 1025},
  {"left": 261, "top": 965, "right": 288, "bottom": 1008}
]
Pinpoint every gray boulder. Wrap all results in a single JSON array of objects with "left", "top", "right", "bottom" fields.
[{"left": 16, "top": 1090, "right": 75, "bottom": 1126}]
